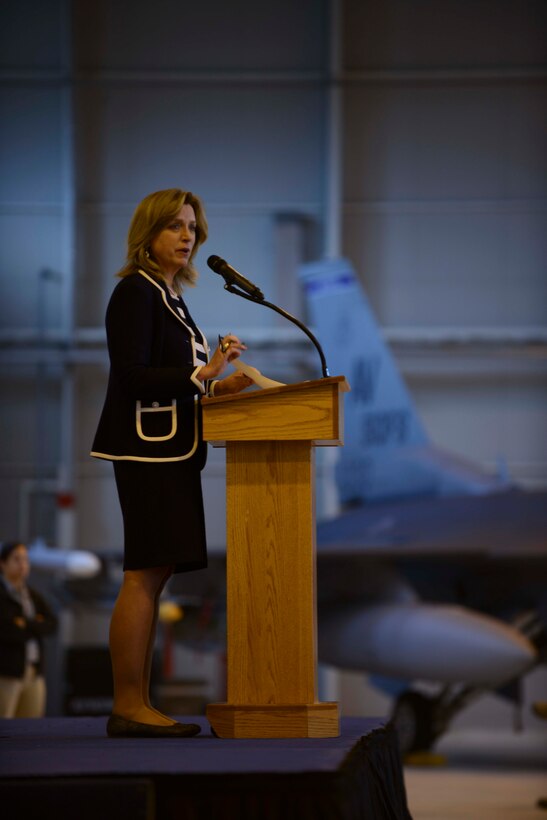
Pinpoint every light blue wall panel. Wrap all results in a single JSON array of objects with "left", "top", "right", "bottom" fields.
[
  {"left": 345, "top": 206, "right": 547, "bottom": 326},
  {"left": 0, "top": 88, "right": 65, "bottom": 202},
  {"left": 343, "top": 81, "right": 547, "bottom": 326},
  {"left": 344, "top": 84, "right": 547, "bottom": 201},
  {"left": 75, "top": 85, "right": 325, "bottom": 204},
  {"left": 0, "top": 213, "right": 65, "bottom": 330},
  {"left": 0, "top": 85, "right": 66, "bottom": 330},
  {"left": 73, "top": 83, "right": 325, "bottom": 327}
]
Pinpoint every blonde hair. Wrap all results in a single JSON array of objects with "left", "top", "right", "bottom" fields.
[{"left": 117, "top": 188, "right": 208, "bottom": 292}]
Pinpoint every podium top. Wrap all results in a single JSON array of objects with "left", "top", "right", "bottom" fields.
[
  {"left": 203, "top": 375, "right": 349, "bottom": 407},
  {"left": 202, "top": 375, "right": 350, "bottom": 445}
]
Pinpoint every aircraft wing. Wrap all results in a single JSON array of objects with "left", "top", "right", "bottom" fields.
[
  {"left": 315, "top": 490, "right": 546, "bottom": 687},
  {"left": 316, "top": 489, "right": 547, "bottom": 559}
]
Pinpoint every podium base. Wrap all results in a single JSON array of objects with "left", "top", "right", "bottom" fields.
[{"left": 206, "top": 702, "right": 340, "bottom": 738}]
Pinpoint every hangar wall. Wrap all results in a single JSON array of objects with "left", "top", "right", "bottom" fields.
[{"left": 1, "top": 0, "right": 545, "bottom": 551}]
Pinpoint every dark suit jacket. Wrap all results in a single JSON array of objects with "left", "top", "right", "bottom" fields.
[
  {"left": 0, "top": 581, "right": 58, "bottom": 677},
  {"left": 91, "top": 270, "right": 215, "bottom": 463}
]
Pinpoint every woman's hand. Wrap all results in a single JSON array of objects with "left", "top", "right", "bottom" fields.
[
  {"left": 197, "top": 334, "right": 247, "bottom": 382},
  {"left": 213, "top": 371, "right": 254, "bottom": 396}
]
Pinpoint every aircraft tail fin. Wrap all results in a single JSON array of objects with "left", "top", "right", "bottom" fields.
[{"left": 298, "top": 258, "right": 509, "bottom": 503}]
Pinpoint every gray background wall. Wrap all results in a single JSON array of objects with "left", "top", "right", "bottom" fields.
[{"left": 1, "top": 0, "right": 546, "bottom": 719}]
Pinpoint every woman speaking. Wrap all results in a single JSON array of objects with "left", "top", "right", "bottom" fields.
[{"left": 91, "top": 188, "right": 252, "bottom": 738}]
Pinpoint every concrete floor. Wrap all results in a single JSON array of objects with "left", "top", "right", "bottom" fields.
[{"left": 403, "top": 730, "right": 547, "bottom": 820}]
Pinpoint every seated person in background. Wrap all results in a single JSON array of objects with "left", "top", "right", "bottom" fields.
[{"left": 0, "top": 541, "right": 58, "bottom": 718}]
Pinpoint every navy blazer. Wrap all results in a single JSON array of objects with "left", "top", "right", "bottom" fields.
[{"left": 91, "top": 270, "right": 214, "bottom": 463}]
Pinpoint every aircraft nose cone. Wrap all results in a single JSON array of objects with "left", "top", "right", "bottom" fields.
[
  {"left": 402, "top": 604, "right": 536, "bottom": 684},
  {"left": 319, "top": 603, "right": 537, "bottom": 685}
]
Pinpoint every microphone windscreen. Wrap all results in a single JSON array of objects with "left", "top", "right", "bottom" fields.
[{"left": 207, "top": 255, "right": 224, "bottom": 273}]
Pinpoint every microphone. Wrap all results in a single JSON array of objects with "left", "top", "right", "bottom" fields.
[
  {"left": 208, "top": 254, "right": 330, "bottom": 376},
  {"left": 207, "top": 255, "right": 264, "bottom": 300}
]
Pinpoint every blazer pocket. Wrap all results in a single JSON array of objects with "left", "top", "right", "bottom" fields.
[{"left": 136, "top": 399, "right": 178, "bottom": 441}]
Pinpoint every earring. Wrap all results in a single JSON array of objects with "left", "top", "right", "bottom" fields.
[{"left": 145, "top": 248, "right": 150, "bottom": 258}]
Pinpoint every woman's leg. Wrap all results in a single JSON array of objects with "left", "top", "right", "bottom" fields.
[
  {"left": 109, "top": 564, "right": 174, "bottom": 725},
  {"left": 142, "top": 565, "right": 173, "bottom": 716}
]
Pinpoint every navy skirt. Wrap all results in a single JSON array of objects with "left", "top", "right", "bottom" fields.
[{"left": 113, "top": 459, "right": 208, "bottom": 574}]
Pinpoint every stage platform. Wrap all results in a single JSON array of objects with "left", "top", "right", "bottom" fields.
[{"left": 0, "top": 715, "right": 412, "bottom": 819}]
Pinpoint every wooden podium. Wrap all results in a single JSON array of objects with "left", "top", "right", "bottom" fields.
[{"left": 202, "top": 375, "right": 349, "bottom": 738}]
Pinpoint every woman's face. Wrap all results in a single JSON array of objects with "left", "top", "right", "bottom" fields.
[
  {"left": 150, "top": 204, "right": 197, "bottom": 280},
  {"left": 1, "top": 544, "right": 30, "bottom": 586}
]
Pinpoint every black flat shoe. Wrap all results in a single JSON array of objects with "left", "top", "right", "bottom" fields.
[{"left": 106, "top": 714, "right": 201, "bottom": 738}]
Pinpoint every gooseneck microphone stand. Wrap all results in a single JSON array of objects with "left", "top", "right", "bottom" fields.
[{"left": 222, "top": 282, "right": 330, "bottom": 378}]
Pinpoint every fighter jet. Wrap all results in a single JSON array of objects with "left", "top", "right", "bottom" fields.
[{"left": 297, "top": 257, "right": 547, "bottom": 753}]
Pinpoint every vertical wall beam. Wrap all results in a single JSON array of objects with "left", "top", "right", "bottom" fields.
[
  {"left": 324, "top": 0, "right": 343, "bottom": 259},
  {"left": 56, "top": 0, "right": 77, "bottom": 549}
]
